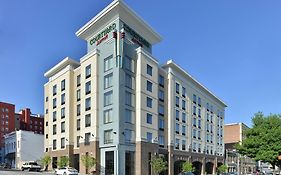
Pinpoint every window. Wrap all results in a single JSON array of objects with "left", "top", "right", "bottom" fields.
[
  {"left": 175, "top": 83, "right": 179, "bottom": 94},
  {"left": 104, "top": 73, "right": 113, "bottom": 89},
  {"left": 77, "top": 136, "right": 80, "bottom": 147},
  {"left": 53, "top": 98, "right": 57, "bottom": 109},
  {"left": 198, "top": 143, "right": 201, "bottom": 152},
  {"left": 198, "top": 119, "right": 201, "bottom": 128},
  {"left": 192, "top": 129, "right": 196, "bottom": 138},
  {"left": 85, "top": 97, "right": 91, "bottom": 111},
  {"left": 104, "top": 55, "right": 113, "bottom": 72},
  {"left": 146, "top": 132, "right": 152, "bottom": 142},
  {"left": 46, "top": 134, "right": 48, "bottom": 139},
  {"left": 159, "top": 75, "right": 164, "bottom": 87},
  {"left": 182, "top": 140, "right": 186, "bottom": 150},
  {"left": 198, "top": 97, "right": 201, "bottom": 106},
  {"left": 61, "top": 108, "right": 65, "bottom": 119},
  {"left": 77, "top": 104, "right": 81, "bottom": 116},
  {"left": 61, "top": 93, "right": 65, "bottom": 105},
  {"left": 176, "top": 110, "right": 180, "bottom": 121},
  {"left": 193, "top": 106, "right": 196, "bottom": 115},
  {"left": 77, "top": 119, "right": 80, "bottom": 131},
  {"left": 104, "top": 130, "right": 113, "bottom": 144},
  {"left": 85, "top": 133, "right": 91, "bottom": 145},
  {"left": 146, "top": 81, "right": 153, "bottom": 92},
  {"left": 45, "top": 109, "right": 48, "bottom": 114},
  {"left": 158, "top": 90, "right": 164, "bottom": 101},
  {"left": 124, "top": 129, "right": 133, "bottom": 143},
  {"left": 53, "top": 111, "right": 57, "bottom": 122},
  {"left": 159, "top": 135, "right": 164, "bottom": 147},
  {"left": 182, "top": 100, "right": 186, "bottom": 110},
  {"left": 198, "top": 130, "right": 201, "bottom": 140},
  {"left": 146, "top": 113, "right": 152, "bottom": 124},
  {"left": 104, "top": 91, "right": 113, "bottom": 106},
  {"left": 61, "top": 122, "right": 65, "bottom": 133},
  {"left": 210, "top": 105, "right": 213, "bottom": 113},
  {"left": 182, "top": 125, "right": 186, "bottom": 136},
  {"left": 61, "top": 80, "right": 65, "bottom": 91},
  {"left": 207, "top": 103, "right": 209, "bottom": 111},
  {"left": 53, "top": 140, "right": 57, "bottom": 150},
  {"left": 175, "top": 123, "right": 179, "bottom": 134},
  {"left": 193, "top": 94, "right": 197, "bottom": 104},
  {"left": 125, "top": 109, "right": 133, "bottom": 123},
  {"left": 77, "top": 90, "right": 81, "bottom": 101},
  {"left": 46, "top": 122, "right": 48, "bottom": 126},
  {"left": 175, "top": 139, "right": 179, "bottom": 149},
  {"left": 207, "top": 123, "right": 210, "bottom": 132},
  {"left": 124, "top": 56, "right": 134, "bottom": 72},
  {"left": 45, "top": 96, "right": 48, "bottom": 102},
  {"left": 182, "top": 87, "right": 186, "bottom": 97},
  {"left": 53, "top": 85, "right": 57, "bottom": 96},
  {"left": 104, "top": 109, "right": 113, "bottom": 124},
  {"left": 147, "top": 64, "right": 152, "bottom": 76},
  {"left": 159, "top": 118, "right": 164, "bottom": 131},
  {"left": 210, "top": 124, "right": 213, "bottom": 133},
  {"left": 158, "top": 104, "right": 164, "bottom": 116},
  {"left": 77, "top": 75, "right": 81, "bottom": 87},
  {"left": 125, "top": 74, "right": 133, "bottom": 89},
  {"left": 125, "top": 91, "right": 132, "bottom": 106},
  {"left": 61, "top": 138, "right": 65, "bottom": 149},
  {"left": 85, "top": 114, "right": 91, "bottom": 127},
  {"left": 85, "top": 81, "right": 91, "bottom": 95},
  {"left": 193, "top": 118, "right": 196, "bottom": 127},
  {"left": 85, "top": 65, "right": 91, "bottom": 78},
  {"left": 192, "top": 142, "right": 197, "bottom": 152},
  {"left": 175, "top": 96, "right": 179, "bottom": 107},
  {"left": 182, "top": 112, "right": 186, "bottom": 123},
  {"left": 198, "top": 108, "right": 201, "bottom": 117},
  {"left": 146, "top": 97, "right": 152, "bottom": 108},
  {"left": 53, "top": 124, "right": 57, "bottom": 135}
]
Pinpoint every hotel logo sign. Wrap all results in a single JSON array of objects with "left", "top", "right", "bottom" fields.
[{"left": 89, "top": 23, "right": 116, "bottom": 46}]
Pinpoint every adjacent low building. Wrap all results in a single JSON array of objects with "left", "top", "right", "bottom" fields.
[
  {"left": 224, "top": 123, "right": 256, "bottom": 174},
  {"left": 44, "top": 1, "right": 227, "bottom": 175},
  {"left": 4, "top": 130, "right": 44, "bottom": 169}
]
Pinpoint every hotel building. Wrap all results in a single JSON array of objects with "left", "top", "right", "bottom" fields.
[{"left": 44, "top": 1, "right": 227, "bottom": 175}]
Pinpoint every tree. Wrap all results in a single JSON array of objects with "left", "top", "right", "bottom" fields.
[
  {"left": 57, "top": 156, "right": 69, "bottom": 168},
  {"left": 41, "top": 154, "right": 51, "bottom": 171},
  {"left": 217, "top": 164, "right": 227, "bottom": 174},
  {"left": 150, "top": 155, "right": 168, "bottom": 175},
  {"left": 182, "top": 161, "right": 194, "bottom": 173},
  {"left": 236, "top": 112, "right": 281, "bottom": 168},
  {"left": 81, "top": 154, "right": 96, "bottom": 174}
]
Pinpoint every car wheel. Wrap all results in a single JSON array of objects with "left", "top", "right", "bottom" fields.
[{"left": 63, "top": 172, "right": 66, "bottom": 175}]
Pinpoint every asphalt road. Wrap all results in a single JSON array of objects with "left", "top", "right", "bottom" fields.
[{"left": 0, "top": 170, "right": 54, "bottom": 175}]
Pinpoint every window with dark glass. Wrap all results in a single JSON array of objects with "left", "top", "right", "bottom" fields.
[
  {"left": 146, "top": 97, "right": 152, "bottom": 108},
  {"left": 85, "top": 65, "right": 91, "bottom": 79},
  {"left": 53, "top": 85, "right": 57, "bottom": 96},
  {"left": 53, "top": 139, "right": 57, "bottom": 150},
  {"left": 158, "top": 104, "right": 164, "bottom": 116},
  {"left": 175, "top": 139, "right": 179, "bottom": 149},
  {"left": 159, "top": 118, "right": 164, "bottom": 131},
  {"left": 61, "top": 122, "right": 65, "bottom": 133},
  {"left": 61, "top": 108, "right": 65, "bottom": 119},
  {"left": 182, "top": 112, "right": 186, "bottom": 123},
  {"left": 175, "top": 96, "right": 179, "bottom": 107},
  {"left": 146, "top": 80, "right": 153, "bottom": 92},
  {"left": 193, "top": 106, "right": 196, "bottom": 115},
  {"left": 182, "top": 87, "right": 186, "bottom": 97},
  {"left": 158, "top": 90, "right": 164, "bottom": 101},
  {"left": 77, "top": 119, "right": 80, "bottom": 131},
  {"left": 53, "top": 124, "right": 57, "bottom": 135},
  {"left": 175, "top": 123, "right": 179, "bottom": 134},
  {"left": 159, "top": 75, "right": 164, "bottom": 87},
  {"left": 193, "top": 94, "right": 196, "bottom": 104},
  {"left": 146, "top": 113, "right": 152, "bottom": 124},
  {"left": 53, "top": 98, "right": 57, "bottom": 109},
  {"left": 198, "top": 97, "right": 201, "bottom": 106},
  {"left": 85, "top": 114, "right": 91, "bottom": 127},
  {"left": 77, "top": 104, "right": 81, "bottom": 116},
  {"left": 77, "top": 75, "right": 81, "bottom": 87},
  {"left": 61, "top": 137, "right": 65, "bottom": 149},
  {"left": 147, "top": 64, "right": 152, "bottom": 76},
  {"left": 85, "top": 97, "right": 91, "bottom": 111},
  {"left": 182, "top": 100, "right": 186, "bottom": 110},
  {"left": 85, "top": 132, "right": 91, "bottom": 145},
  {"left": 77, "top": 90, "right": 81, "bottom": 101},
  {"left": 175, "top": 83, "right": 179, "bottom": 94},
  {"left": 85, "top": 81, "right": 91, "bottom": 95},
  {"left": 61, "top": 93, "right": 65, "bottom": 105},
  {"left": 53, "top": 111, "right": 57, "bottom": 122},
  {"left": 61, "top": 79, "right": 65, "bottom": 91}
]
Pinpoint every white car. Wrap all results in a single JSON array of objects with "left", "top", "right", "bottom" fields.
[
  {"left": 21, "top": 162, "right": 41, "bottom": 172},
  {"left": 55, "top": 167, "right": 79, "bottom": 175}
]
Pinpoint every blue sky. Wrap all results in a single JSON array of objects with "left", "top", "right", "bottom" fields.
[{"left": 1, "top": 0, "right": 281, "bottom": 127}]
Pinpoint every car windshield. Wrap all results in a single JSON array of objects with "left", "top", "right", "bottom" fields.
[{"left": 30, "top": 162, "right": 38, "bottom": 165}]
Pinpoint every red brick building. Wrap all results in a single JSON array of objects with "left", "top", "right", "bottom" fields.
[
  {"left": 16, "top": 108, "right": 44, "bottom": 134},
  {"left": 0, "top": 102, "right": 16, "bottom": 147}
]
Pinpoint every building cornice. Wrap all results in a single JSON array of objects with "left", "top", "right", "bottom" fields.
[{"left": 163, "top": 60, "right": 227, "bottom": 107}]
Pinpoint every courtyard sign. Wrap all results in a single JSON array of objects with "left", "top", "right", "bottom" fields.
[
  {"left": 123, "top": 24, "right": 150, "bottom": 48},
  {"left": 89, "top": 23, "right": 116, "bottom": 46}
]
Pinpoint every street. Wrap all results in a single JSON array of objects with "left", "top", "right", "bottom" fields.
[{"left": 0, "top": 170, "right": 54, "bottom": 175}]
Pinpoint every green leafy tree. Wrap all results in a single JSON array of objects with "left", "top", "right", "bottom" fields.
[
  {"left": 236, "top": 112, "right": 281, "bottom": 168},
  {"left": 57, "top": 156, "right": 69, "bottom": 168},
  {"left": 150, "top": 155, "right": 168, "bottom": 175},
  {"left": 217, "top": 164, "right": 227, "bottom": 174},
  {"left": 182, "top": 161, "right": 194, "bottom": 173},
  {"left": 81, "top": 154, "right": 96, "bottom": 174},
  {"left": 41, "top": 154, "right": 51, "bottom": 171}
]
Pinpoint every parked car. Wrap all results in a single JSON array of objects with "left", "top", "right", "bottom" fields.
[
  {"left": 178, "top": 172, "right": 195, "bottom": 175},
  {"left": 21, "top": 161, "right": 41, "bottom": 171},
  {"left": 55, "top": 167, "right": 79, "bottom": 175},
  {"left": 0, "top": 163, "right": 11, "bottom": 169}
]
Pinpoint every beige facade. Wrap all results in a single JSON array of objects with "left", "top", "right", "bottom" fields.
[{"left": 44, "top": 1, "right": 227, "bottom": 175}]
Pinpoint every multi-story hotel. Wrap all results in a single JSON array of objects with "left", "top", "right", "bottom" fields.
[
  {"left": 224, "top": 123, "right": 256, "bottom": 174},
  {"left": 44, "top": 1, "right": 226, "bottom": 175}
]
